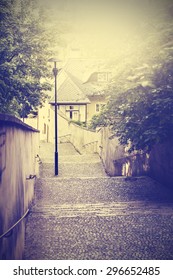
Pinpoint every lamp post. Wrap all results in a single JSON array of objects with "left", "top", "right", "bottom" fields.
[{"left": 49, "top": 58, "right": 61, "bottom": 176}]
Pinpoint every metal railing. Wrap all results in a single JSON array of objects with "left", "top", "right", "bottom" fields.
[
  {"left": 82, "top": 141, "right": 98, "bottom": 148},
  {"left": 0, "top": 209, "right": 29, "bottom": 239},
  {"left": 59, "top": 134, "right": 71, "bottom": 143}
]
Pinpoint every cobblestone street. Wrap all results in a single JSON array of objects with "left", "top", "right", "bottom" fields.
[{"left": 24, "top": 141, "right": 173, "bottom": 259}]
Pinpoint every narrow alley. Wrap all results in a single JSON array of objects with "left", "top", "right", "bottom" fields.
[{"left": 24, "top": 141, "right": 173, "bottom": 260}]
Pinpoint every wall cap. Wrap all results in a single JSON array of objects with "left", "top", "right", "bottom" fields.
[{"left": 0, "top": 113, "right": 39, "bottom": 132}]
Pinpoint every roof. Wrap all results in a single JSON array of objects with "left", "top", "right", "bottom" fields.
[
  {"left": 49, "top": 70, "right": 91, "bottom": 105},
  {"left": 63, "top": 58, "right": 113, "bottom": 97},
  {"left": 63, "top": 58, "right": 110, "bottom": 82}
]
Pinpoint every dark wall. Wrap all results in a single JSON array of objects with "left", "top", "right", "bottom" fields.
[
  {"left": 148, "top": 139, "right": 173, "bottom": 188},
  {"left": 112, "top": 139, "right": 173, "bottom": 188}
]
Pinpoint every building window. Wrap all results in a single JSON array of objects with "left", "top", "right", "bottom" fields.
[
  {"left": 96, "top": 103, "right": 105, "bottom": 113},
  {"left": 96, "top": 104, "right": 100, "bottom": 112},
  {"left": 73, "top": 111, "right": 78, "bottom": 120},
  {"left": 66, "top": 105, "right": 80, "bottom": 120}
]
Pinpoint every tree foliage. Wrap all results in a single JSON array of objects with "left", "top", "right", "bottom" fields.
[
  {"left": 90, "top": 1, "right": 173, "bottom": 152},
  {"left": 0, "top": 0, "right": 53, "bottom": 117}
]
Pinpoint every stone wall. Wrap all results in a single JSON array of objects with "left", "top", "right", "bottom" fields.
[
  {"left": 0, "top": 114, "right": 39, "bottom": 259},
  {"left": 58, "top": 113, "right": 99, "bottom": 154},
  {"left": 58, "top": 114, "right": 173, "bottom": 187},
  {"left": 97, "top": 127, "right": 125, "bottom": 176},
  {"left": 69, "top": 123, "right": 99, "bottom": 154},
  {"left": 57, "top": 117, "right": 149, "bottom": 176},
  {"left": 98, "top": 127, "right": 173, "bottom": 188}
]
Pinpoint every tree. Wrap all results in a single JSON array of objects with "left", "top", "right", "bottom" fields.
[
  {"left": 89, "top": 1, "right": 173, "bottom": 152},
  {"left": 0, "top": 0, "right": 53, "bottom": 117},
  {"left": 91, "top": 61, "right": 173, "bottom": 153}
]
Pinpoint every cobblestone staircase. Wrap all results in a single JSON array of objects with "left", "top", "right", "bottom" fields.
[{"left": 24, "top": 142, "right": 173, "bottom": 260}]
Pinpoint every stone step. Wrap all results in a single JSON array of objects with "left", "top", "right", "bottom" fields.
[
  {"left": 25, "top": 141, "right": 173, "bottom": 260},
  {"left": 39, "top": 142, "right": 81, "bottom": 158},
  {"left": 39, "top": 161, "right": 107, "bottom": 178},
  {"left": 41, "top": 154, "right": 102, "bottom": 163},
  {"left": 35, "top": 177, "right": 173, "bottom": 205},
  {"left": 31, "top": 201, "right": 173, "bottom": 218}
]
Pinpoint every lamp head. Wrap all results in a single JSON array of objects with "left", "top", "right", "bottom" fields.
[
  {"left": 48, "top": 58, "right": 62, "bottom": 63},
  {"left": 48, "top": 58, "right": 62, "bottom": 77}
]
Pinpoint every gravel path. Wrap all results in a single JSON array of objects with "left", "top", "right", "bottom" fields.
[{"left": 24, "top": 142, "right": 173, "bottom": 259}]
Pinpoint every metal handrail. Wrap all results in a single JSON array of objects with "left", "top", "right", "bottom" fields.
[
  {"left": 26, "top": 175, "right": 36, "bottom": 180},
  {"left": 82, "top": 141, "right": 98, "bottom": 148},
  {"left": 35, "top": 154, "right": 42, "bottom": 164},
  {"left": 0, "top": 209, "right": 29, "bottom": 239},
  {"left": 59, "top": 134, "right": 71, "bottom": 144},
  {"left": 59, "top": 134, "right": 71, "bottom": 138}
]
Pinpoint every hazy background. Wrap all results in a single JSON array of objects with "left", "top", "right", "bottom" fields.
[{"left": 37, "top": 0, "right": 173, "bottom": 62}]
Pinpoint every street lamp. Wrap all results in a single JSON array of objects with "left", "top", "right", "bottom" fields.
[{"left": 48, "top": 58, "right": 61, "bottom": 176}]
